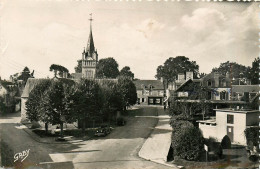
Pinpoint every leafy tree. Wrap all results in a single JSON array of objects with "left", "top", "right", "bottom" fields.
[
  {"left": 26, "top": 79, "right": 51, "bottom": 132},
  {"left": 74, "top": 59, "right": 82, "bottom": 73},
  {"left": 120, "top": 66, "right": 134, "bottom": 79},
  {"left": 42, "top": 80, "right": 75, "bottom": 137},
  {"left": 155, "top": 56, "right": 199, "bottom": 83},
  {"left": 17, "top": 67, "right": 34, "bottom": 84},
  {"left": 212, "top": 61, "right": 250, "bottom": 79},
  {"left": 99, "top": 81, "right": 124, "bottom": 121},
  {"left": 117, "top": 76, "right": 137, "bottom": 111},
  {"left": 74, "top": 79, "right": 103, "bottom": 133},
  {"left": 96, "top": 58, "right": 119, "bottom": 78},
  {"left": 247, "top": 57, "right": 259, "bottom": 85},
  {"left": 49, "top": 64, "right": 69, "bottom": 78}
]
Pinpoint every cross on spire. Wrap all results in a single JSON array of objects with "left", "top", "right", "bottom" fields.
[{"left": 89, "top": 13, "right": 93, "bottom": 28}]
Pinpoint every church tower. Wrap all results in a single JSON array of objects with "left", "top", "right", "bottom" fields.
[{"left": 82, "top": 14, "right": 98, "bottom": 79}]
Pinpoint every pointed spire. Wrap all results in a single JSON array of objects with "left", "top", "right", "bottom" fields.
[{"left": 86, "top": 13, "right": 95, "bottom": 54}]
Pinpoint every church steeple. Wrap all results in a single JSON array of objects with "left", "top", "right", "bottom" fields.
[
  {"left": 81, "top": 13, "right": 98, "bottom": 79},
  {"left": 86, "top": 13, "right": 95, "bottom": 54}
]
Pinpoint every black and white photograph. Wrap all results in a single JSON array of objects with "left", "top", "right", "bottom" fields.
[{"left": 0, "top": 0, "right": 259, "bottom": 168}]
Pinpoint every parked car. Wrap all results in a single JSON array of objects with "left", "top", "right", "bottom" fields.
[
  {"left": 117, "top": 117, "right": 126, "bottom": 126},
  {"left": 95, "top": 125, "right": 112, "bottom": 137}
]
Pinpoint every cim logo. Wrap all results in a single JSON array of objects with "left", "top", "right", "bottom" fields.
[{"left": 14, "top": 149, "right": 30, "bottom": 162}]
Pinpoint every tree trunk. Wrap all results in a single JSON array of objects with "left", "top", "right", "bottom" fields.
[
  {"left": 60, "top": 122, "right": 64, "bottom": 138},
  {"left": 45, "top": 123, "right": 48, "bottom": 133},
  {"left": 82, "top": 112, "right": 86, "bottom": 135}
]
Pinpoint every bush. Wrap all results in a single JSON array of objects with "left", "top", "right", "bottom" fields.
[
  {"left": 172, "top": 126, "right": 204, "bottom": 161},
  {"left": 214, "top": 144, "right": 223, "bottom": 159},
  {"left": 221, "top": 135, "right": 231, "bottom": 149}
]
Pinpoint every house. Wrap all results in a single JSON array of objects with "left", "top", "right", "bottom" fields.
[
  {"left": 0, "top": 80, "right": 17, "bottom": 106},
  {"left": 133, "top": 79, "right": 165, "bottom": 105},
  {"left": 198, "top": 108, "right": 259, "bottom": 145},
  {"left": 21, "top": 78, "right": 49, "bottom": 122},
  {"left": 231, "top": 85, "right": 259, "bottom": 102}
]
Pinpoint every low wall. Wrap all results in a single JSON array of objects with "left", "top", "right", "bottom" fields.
[{"left": 199, "top": 123, "right": 217, "bottom": 140}]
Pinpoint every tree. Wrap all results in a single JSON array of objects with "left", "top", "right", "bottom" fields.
[
  {"left": 117, "top": 76, "right": 137, "bottom": 111},
  {"left": 74, "top": 59, "right": 82, "bottom": 73},
  {"left": 96, "top": 58, "right": 119, "bottom": 78},
  {"left": 17, "top": 67, "right": 34, "bottom": 84},
  {"left": 42, "top": 80, "right": 75, "bottom": 137},
  {"left": 247, "top": 57, "right": 259, "bottom": 85},
  {"left": 119, "top": 66, "right": 134, "bottom": 79},
  {"left": 155, "top": 56, "right": 199, "bottom": 83},
  {"left": 26, "top": 79, "right": 52, "bottom": 132},
  {"left": 212, "top": 61, "right": 250, "bottom": 79},
  {"left": 49, "top": 64, "right": 69, "bottom": 78},
  {"left": 99, "top": 81, "right": 124, "bottom": 121},
  {"left": 74, "top": 79, "right": 103, "bottom": 133}
]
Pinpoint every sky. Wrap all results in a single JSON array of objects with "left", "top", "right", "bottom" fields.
[{"left": 0, "top": 0, "right": 258, "bottom": 80}]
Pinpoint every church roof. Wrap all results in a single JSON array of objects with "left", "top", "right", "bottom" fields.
[{"left": 86, "top": 26, "right": 95, "bottom": 54}]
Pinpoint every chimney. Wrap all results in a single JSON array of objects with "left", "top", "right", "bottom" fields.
[
  {"left": 63, "top": 72, "right": 68, "bottom": 79},
  {"left": 160, "top": 77, "right": 164, "bottom": 83},
  {"left": 214, "top": 72, "right": 219, "bottom": 87},
  {"left": 186, "top": 71, "right": 193, "bottom": 80},
  {"left": 178, "top": 73, "right": 185, "bottom": 82}
]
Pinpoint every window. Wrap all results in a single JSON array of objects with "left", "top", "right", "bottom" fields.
[
  {"left": 149, "top": 99, "right": 154, "bottom": 104},
  {"left": 156, "top": 98, "right": 161, "bottom": 104},
  {"left": 142, "top": 98, "right": 144, "bottom": 102},
  {"left": 227, "top": 114, "right": 234, "bottom": 124},
  {"left": 207, "top": 80, "right": 212, "bottom": 86}
]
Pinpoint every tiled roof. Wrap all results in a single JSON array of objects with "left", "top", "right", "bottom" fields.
[
  {"left": 21, "top": 78, "right": 49, "bottom": 98},
  {"left": 71, "top": 73, "right": 82, "bottom": 79},
  {"left": 133, "top": 80, "right": 164, "bottom": 90},
  {"left": 232, "top": 85, "right": 259, "bottom": 93}
]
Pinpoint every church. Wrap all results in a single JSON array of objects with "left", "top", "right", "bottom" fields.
[{"left": 71, "top": 15, "right": 98, "bottom": 80}]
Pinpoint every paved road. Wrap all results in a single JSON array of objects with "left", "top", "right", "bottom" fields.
[
  {"left": 48, "top": 106, "right": 172, "bottom": 169},
  {"left": 1, "top": 107, "right": 172, "bottom": 169}
]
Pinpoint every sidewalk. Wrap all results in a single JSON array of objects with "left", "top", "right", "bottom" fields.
[{"left": 138, "top": 108, "right": 180, "bottom": 169}]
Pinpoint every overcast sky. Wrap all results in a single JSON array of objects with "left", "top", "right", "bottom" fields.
[{"left": 0, "top": 0, "right": 258, "bottom": 80}]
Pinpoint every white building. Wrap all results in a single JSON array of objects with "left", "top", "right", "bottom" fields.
[{"left": 198, "top": 108, "right": 259, "bottom": 145}]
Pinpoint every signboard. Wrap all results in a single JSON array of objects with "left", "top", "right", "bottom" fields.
[{"left": 204, "top": 144, "right": 208, "bottom": 151}]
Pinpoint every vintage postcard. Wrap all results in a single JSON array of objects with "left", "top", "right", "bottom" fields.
[{"left": 0, "top": 0, "right": 259, "bottom": 169}]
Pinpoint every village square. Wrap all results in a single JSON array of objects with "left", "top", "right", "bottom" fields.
[{"left": 0, "top": 1, "right": 259, "bottom": 169}]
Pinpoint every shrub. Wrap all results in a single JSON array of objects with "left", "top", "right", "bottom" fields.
[
  {"left": 244, "top": 127, "right": 259, "bottom": 147},
  {"left": 170, "top": 114, "right": 193, "bottom": 129},
  {"left": 172, "top": 126, "right": 204, "bottom": 161},
  {"left": 221, "top": 135, "right": 231, "bottom": 149},
  {"left": 214, "top": 145, "right": 223, "bottom": 159}
]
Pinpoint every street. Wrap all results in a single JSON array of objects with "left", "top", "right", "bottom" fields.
[{"left": 1, "top": 106, "right": 173, "bottom": 169}]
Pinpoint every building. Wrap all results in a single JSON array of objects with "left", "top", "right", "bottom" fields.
[
  {"left": 198, "top": 108, "right": 259, "bottom": 145},
  {"left": 0, "top": 80, "right": 17, "bottom": 106},
  {"left": 134, "top": 79, "right": 165, "bottom": 105},
  {"left": 20, "top": 78, "right": 50, "bottom": 122},
  {"left": 72, "top": 15, "right": 98, "bottom": 79},
  {"left": 231, "top": 85, "right": 259, "bottom": 102}
]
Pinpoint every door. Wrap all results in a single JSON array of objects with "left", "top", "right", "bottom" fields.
[{"left": 227, "top": 126, "right": 234, "bottom": 142}]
